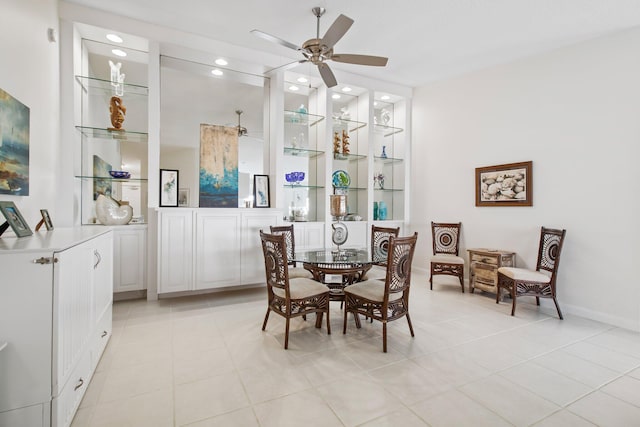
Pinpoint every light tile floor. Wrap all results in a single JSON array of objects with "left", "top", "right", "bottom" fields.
[{"left": 72, "top": 273, "right": 640, "bottom": 426}]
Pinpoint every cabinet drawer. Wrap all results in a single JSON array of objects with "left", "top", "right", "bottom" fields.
[
  {"left": 91, "top": 307, "right": 112, "bottom": 372},
  {"left": 53, "top": 351, "right": 91, "bottom": 427},
  {"left": 474, "top": 265, "right": 497, "bottom": 284},
  {"left": 470, "top": 254, "right": 498, "bottom": 265}
]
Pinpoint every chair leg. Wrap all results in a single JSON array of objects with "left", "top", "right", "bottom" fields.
[
  {"left": 354, "top": 312, "right": 362, "bottom": 329},
  {"left": 262, "top": 308, "right": 271, "bottom": 331},
  {"left": 284, "top": 318, "right": 290, "bottom": 349},
  {"left": 459, "top": 271, "right": 464, "bottom": 293},
  {"left": 343, "top": 304, "right": 348, "bottom": 334},
  {"left": 383, "top": 322, "right": 387, "bottom": 353},
  {"left": 510, "top": 286, "right": 517, "bottom": 316},
  {"left": 536, "top": 296, "right": 540, "bottom": 306},
  {"left": 429, "top": 267, "right": 433, "bottom": 290},
  {"left": 406, "top": 312, "right": 415, "bottom": 337},
  {"left": 553, "top": 297, "right": 564, "bottom": 320},
  {"left": 326, "top": 306, "right": 331, "bottom": 334}
]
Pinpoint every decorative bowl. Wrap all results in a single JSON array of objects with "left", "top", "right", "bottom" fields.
[
  {"left": 285, "top": 171, "right": 305, "bottom": 184},
  {"left": 332, "top": 170, "right": 351, "bottom": 188},
  {"left": 109, "top": 170, "right": 131, "bottom": 179}
]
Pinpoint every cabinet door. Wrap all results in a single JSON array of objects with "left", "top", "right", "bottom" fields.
[
  {"left": 195, "top": 212, "right": 240, "bottom": 289},
  {"left": 241, "top": 211, "right": 281, "bottom": 284},
  {"left": 294, "top": 222, "right": 325, "bottom": 250},
  {"left": 93, "top": 232, "right": 114, "bottom": 323},
  {"left": 0, "top": 252, "right": 53, "bottom": 413},
  {"left": 113, "top": 228, "right": 147, "bottom": 292},
  {"left": 53, "top": 241, "right": 94, "bottom": 395},
  {"left": 159, "top": 210, "right": 194, "bottom": 293}
]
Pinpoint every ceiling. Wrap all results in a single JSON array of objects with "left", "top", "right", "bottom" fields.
[{"left": 66, "top": 0, "right": 640, "bottom": 88}]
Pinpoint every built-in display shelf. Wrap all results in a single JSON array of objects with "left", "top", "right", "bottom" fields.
[{"left": 75, "top": 126, "right": 148, "bottom": 142}]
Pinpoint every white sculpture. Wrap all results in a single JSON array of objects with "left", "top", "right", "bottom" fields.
[
  {"left": 109, "top": 60, "right": 126, "bottom": 96},
  {"left": 95, "top": 194, "right": 133, "bottom": 225}
]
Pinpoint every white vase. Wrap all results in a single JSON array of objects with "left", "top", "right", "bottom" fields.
[{"left": 95, "top": 194, "right": 133, "bottom": 225}]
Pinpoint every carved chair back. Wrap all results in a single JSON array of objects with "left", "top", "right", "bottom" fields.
[
  {"left": 270, "top": 224, "right": 297, "bottom": 267},
  {"left": 260, "top": 230, "right": 291, "bottom": 299},
  {"left": 431, "top": 222, "right": 461, "bottom": 256},
  {"left": 384, "top": 233, "right": 419, "bottom": 300},
  {"left": 536, "top": 227, "right": 567, "bottom": 281},
  {"left": 371, "top": 225, "right": 400, "bottom": 265}
]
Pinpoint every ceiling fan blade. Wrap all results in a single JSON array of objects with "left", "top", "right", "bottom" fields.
[
  {"left": 317, "top": 63, "right": 337, "bottom": 88},
  {"left": 321, "top": 14, "right": 354, "bottom": 51},
  {"left": 331, "top": 54, "right": 388, "bottom": 67},
  {"left": 250, "top": 29, "right": 300, "bottom": 51},
  {"left": 266, "top": 59, "right": 308, "bottom": 74}
]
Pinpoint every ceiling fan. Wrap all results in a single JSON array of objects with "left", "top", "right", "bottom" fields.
[
  {"left": 251, "top": 7, "right": 388, "bottom": 88},
  {"left": 235, "top": 109, "right": 248, "bottom": 137}
]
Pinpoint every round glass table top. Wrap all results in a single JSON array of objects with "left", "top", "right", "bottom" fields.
[{"left": 293, "top": 248, "right": 377, "bottom": 265}]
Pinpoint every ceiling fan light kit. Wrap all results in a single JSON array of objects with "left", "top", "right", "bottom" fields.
[{"left": 251, "top": 6, "right": 388, "bottom": 88}]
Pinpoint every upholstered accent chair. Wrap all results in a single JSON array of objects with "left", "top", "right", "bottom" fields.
[
  {"left": 343, "top": 233, "right": 418, "bottom": 352},
  {"left": 496, "top": 227, "right": 567, "bottom": 319},
  {"left": 270, "top": 224, "right": 314, "bottom": 279},
  {"left": 260, "top": 231, "right": 331, "bottom": 349},
  {"left": 430, "top": 221, "right": 465, "bottom": 292},
  {"left": 363, "top": 225, "right": 400, "bottom": 281}
]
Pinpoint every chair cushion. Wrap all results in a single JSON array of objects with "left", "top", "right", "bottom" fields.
[
  {"left": 288, "top": 266, "right": 314, "bottom": 279},
  {"left": 430, "top": 254, "right": 464, "bottom": 265},
  {"left": 273, "top": 278, "right": 329, "bottom": 300},
  {"left": 344, "top": 280, "right": 403, "bottom": 303},
  {"left": 498, "top": 267, "right": 551, "bottom": 283},
  {"left": 361, "top": 265, "right": 387, "bottom": 281}
]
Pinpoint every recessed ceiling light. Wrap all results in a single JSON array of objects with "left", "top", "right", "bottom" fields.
[
  {"left": 211, "top": 69, "right": 223, "bottom": 76},
  {"left": 297, "top": 77, "right": 308, "bottom": 83},
  {"left": 342, "top": 87, "right": 352, "bottom": 93},
  {"left": 332, "top": 94, "right": 341, "bottom": 99},
  {"left": 288, "top": 85, "right": 299, "bottom": 91},
  {"left": 106, "top": 34, "right": 123, "bottom": 43},
  {"left": 373, "top": 101, "right": 378, "bottom": 106},
  {"left": 215, "top": 58, "right": 228, "bottom": 66},
  {"left": 111, "top": 49, "right": 127, "bottom": 57},
  {"left": 380, "top": 95, "right": 390, "bottom": 100}
]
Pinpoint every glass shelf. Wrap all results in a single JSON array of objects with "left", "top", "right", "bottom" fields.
[
  {"left": 333, "top": 152, "right": 367, "bottom": 161},
  {"left": 374, "top": 123, "right": 404, "bottom": 137},
  {"left": 333, "top": 186, "right": 367, "bottom": 191},
  {"left": 333, "top": 117, "right": 367, "bottom": 132},
  {"left": 374, "top": 188, "right": 405, "bottom": 193},
  {"left": 284, "top": 110, "right": 325, "bottom": 126},
  {"left": 374, "top": 156, "right": 403, "bottom": 164},
  {"left": 75, "top": 75, "right": 149, "bottom": 96},
  {"left": 283, "top": 147, "right": 325, "bottom": 158},
  {"left": 283, "top": 184, "right": 325, "bottom": 190},
  {"left": 75, "top": 126, "right": 149, "bottom": 143},
  {"left": 75, "top": 175, "right": 148, "bottom": 182}
]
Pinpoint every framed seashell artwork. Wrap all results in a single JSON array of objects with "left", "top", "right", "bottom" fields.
[{"left": 475, "top": 161, "right": 532, "bottom": 207}]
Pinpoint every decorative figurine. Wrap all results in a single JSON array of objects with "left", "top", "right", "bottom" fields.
[
  {"left": 380, "top": 108, "right": 391, "bottom": 126},
  {"left": 108, "top": 96, "right": 126, "bottom": 130},
  {"left": 333, "top": 131, "right": 341, "bottom": 155},
  {"left": 341, "top": 130, "right": 350, "bottom": 155},
  {"left": 109, "top": 60, "right": 125, "bottom": 97}
]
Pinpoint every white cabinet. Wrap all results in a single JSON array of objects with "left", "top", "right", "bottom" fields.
[
  {"left": 195, "top": 212, "right": 241, "bottom": 289},
  {"left": 158, "top": 209, "right": 281, "bottom": 294},
  {"left": 159, "top": 210, "right": 193, "bottom": 293},
  {"left": 290, "top": 222, "right": 325, "bottom": 250},
  {"left": 0, "top": 228, "right": 113, "bottom": 427},
  {"left": 113, "top": 226, "right": 147, "bottom": 293}
]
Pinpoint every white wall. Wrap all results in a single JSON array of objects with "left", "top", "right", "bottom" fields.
[
  {"left": 412, "top": 28, "right": 640, "bottom": 330},
  {"left": 0, "top": 0, "right": 59, "bottom": 230}
]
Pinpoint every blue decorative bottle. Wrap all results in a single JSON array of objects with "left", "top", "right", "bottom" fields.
[
  {"left": 381, "top": 146, "right": 387, "bottom": 159},
  {"left": 373, "top": 202, "right": 379, "bottom": 220},
  {"left": 378, "top": 201, "right": 388, "bottom": 220}
]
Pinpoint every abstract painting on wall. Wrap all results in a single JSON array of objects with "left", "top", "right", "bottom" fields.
[
  {"left": 199, "top": 124, "right": 238, "bottom": 207},
  {"left": 93, "top": 154, "right": 112, "bottom": 200},
  {"left": 0, "top": 88, "right": 30, "bottom": 195}
]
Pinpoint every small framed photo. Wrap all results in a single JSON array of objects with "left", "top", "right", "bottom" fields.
[
  {"left": 39, "top": 209, "right": 54, "bottom": 230},
  {"left": 160, "top": 169, "right": 179, "bottom": 207},
  {"left": 475, "top": 161, "right": 532, "bottom": 207},
  {"left": 253, "top": 174, "right": 270, "bottom": 208},
  {"left": 0, "top": 201, "right": 33, "bottom": 237},
  {"left": 178, "top": 188, "right": 190, "bottom": 207}
]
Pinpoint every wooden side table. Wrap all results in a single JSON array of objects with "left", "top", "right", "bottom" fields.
[{"left": 467, "top": 248, "right": 515, "bottom": 295}]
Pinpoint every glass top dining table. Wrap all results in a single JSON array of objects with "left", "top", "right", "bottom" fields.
[{"left": 292, "top": 248, "right": 383, "bottom": 299}]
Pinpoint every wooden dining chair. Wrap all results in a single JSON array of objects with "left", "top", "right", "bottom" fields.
[
  {"left": 363, "top": 225, "right": 400, "bottom": 281},
  {"left": 270, "top": 224, "right": 314, "bottom": 279},
  {"left": 430, "top": 221, "right": 465, "bottom": 292},
  {"left": 496, "top": 227, "right": 566, "bottom": 319},
  {"left": 343, "top": 233, "right": 418, "bottom": 352},
  {"left": 260, "top": 231, "right": 331, "bottom": 349}
]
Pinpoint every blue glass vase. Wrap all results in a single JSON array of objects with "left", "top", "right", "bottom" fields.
[
  {"left": 373, "top": 202, "right": 379, "bottom": 220},
  {"left": 378, "top": 201, "right": 388, "bottom": 220},
  {"left": 381, "top": 146, "right": 387, "bottom": 159}
]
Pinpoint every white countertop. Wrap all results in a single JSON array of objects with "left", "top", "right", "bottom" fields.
[{"left": 0, "top": 227, "right": 111, "bottom": 254}]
